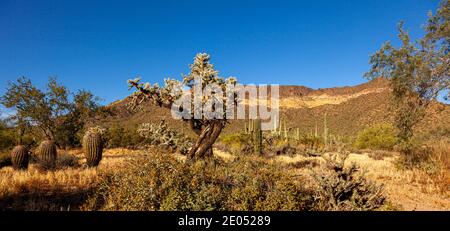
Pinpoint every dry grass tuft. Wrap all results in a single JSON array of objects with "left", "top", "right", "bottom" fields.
[
  {"left": 0, "top": 148, "right": 144, "bottom": 210},
  {"left": 0, "top": 165, "right": 98, "bottom": 198}
]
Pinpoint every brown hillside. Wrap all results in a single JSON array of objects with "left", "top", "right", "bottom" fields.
[{"left": 98, "top": 78, "right": 449, "bottom": 139}]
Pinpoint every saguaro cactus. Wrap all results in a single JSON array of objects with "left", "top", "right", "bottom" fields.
[
  {"left": 11, "top": 145, "right": 29, "bottom": 170},
  {"left": 253, "top": 119, "right": 263, "bottom": 155},
  {"left": 38, "top": 140, "right": 57, "bottom": 169},
  {"left": 272, "top": 115, "right": 278, "bottom": 135},
  {"left": 244, "top": 122, "right": 248, "bottom": 134},
  {"left": 323, "top": 113, "right": 328, "bottom": 149},
  {"left": 83, "top": 127, "right": 104, "bottom": 167}
]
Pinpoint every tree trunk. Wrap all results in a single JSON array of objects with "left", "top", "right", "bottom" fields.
[{"left": 187, "top": 120, "right": 224, "bottom": 161}]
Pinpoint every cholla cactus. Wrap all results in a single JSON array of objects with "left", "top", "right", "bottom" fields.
[
  {"left": 313, "top": 154, "right": 385, "bottom": 211},
  {"left": 128, "top": 53, "right": 238, "bottom": 160},
  {"left": 138, "top": 120, "right": 193, "bottom": 155},
  {"left": 86, "top": 126, "right": 106, "bottom": 136}
]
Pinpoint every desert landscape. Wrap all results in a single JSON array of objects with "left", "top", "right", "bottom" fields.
[
  {"left": 0, "top": 0, "right": 448, "bottom": 212},
  {"left": 0, "top": 75, "right": 448, "bottom": 211}
]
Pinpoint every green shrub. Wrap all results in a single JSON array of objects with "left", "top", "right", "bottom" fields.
[
  {"left": 353, "top": 123, "right": 397, "bottom": 150},
  {"left": 104, "top": 126, "right": 143, "bottom": 149},
  {"left": 84, "top": 149, "right": 386, "bottom": 211},
  {"left": 219, "top": 133, "right": 252, "bottom": 155},
  {"left": 56, "top": 153, "right": 81, "bottom": 169}
]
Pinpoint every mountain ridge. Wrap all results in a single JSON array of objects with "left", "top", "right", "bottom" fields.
[{"left": 99, "top": 77, "right": 449, "bottom": 139}]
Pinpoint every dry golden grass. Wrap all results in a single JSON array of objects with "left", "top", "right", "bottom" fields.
[
  {"left": 0, "top": 165, "right": 98, "bottom": 198},
  {"left": 345, "top": 153, "right": 449, "bottom": 211},
  {"left": 428, "top": 141, "right": 450, "bottom": 196},
  {"left": 265, "top": 151, "right": 450, "bottom": 211},
  {"left": 0, "top": 148, "right": 146, "bottom": 210},
  {"left": 0, "top": 145, "right": 448, "bottom": 211}
]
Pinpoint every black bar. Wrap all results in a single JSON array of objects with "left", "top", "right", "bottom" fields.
[{"left": 1, "top": 212, "right": 449, "bottom": 230}]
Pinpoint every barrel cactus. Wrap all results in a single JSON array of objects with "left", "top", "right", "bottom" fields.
[
  {"left": 38, "top": 140, "right": 57, "bottom": 169},
  {"left": 11, "top": 145, "right": 29, "bottom": 170},
  {"left": 83, "top": 127, "right": 105, "bottom": 167}
]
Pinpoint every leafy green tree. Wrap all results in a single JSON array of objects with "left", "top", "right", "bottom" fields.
[
  {"left": 1, "top": 77, "right": 100, "bottom": 148},
  {"left": 365, "top": 0, "right": 449, "bottom": 150}
]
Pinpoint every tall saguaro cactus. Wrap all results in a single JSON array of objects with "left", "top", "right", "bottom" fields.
[
  {"left": 253, "top": 119, "right": 263, "bottom": 155},
  {"left": 323, "top": 113, "right": 328, "bottom": 149},
  {"left": 11, "top": 145, "right": 29, "bottom": 170}
]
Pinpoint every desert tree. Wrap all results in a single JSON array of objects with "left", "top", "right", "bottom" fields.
[
  {"left": 1, "top": 77, "right": 100, "bottom": 147},
  {"left": 128, "top": 53, "right": 238, "bottom": 161},
  {"left": 0, "top": 118, "right": 16, "bottom": 150},
  {"left": 364, "top": 0, "right": 449, "bottom": 150}
]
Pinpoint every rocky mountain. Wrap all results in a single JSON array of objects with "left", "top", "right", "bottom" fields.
[{"left": 100, "top": 78, "right": 449, "bottom": 139}]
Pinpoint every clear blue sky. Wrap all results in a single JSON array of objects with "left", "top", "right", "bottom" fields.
[{"left": 0, "top": 0, "right": 441, "bottom": 108}]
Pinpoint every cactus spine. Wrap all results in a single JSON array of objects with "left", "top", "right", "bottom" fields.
[
  {"left": 38, "top": 140, "right": 57, "bottom": 169},
  {"left": 83, "top": 128, "right": 104, "bottom": 167},
  {"left": 253, "top": 119, "right": 262, "bottom": 155},
  {"left": 11, "top": 145, "right": 29, "bottom": 170}
]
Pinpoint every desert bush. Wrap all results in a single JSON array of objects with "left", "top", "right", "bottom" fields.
[
  {"left": 219, "top": 133, "right": 252, "bottom": 155},
  {"left": 0, "top": 152, "right": 12, "bottom": 168},
  {"left": 394, "top": 140, "right": 449, "bottom": 195},
  {"left": 56, "top": 153, "right": 80, "bottom": 169},
  {"left": 428, "top": 141, "right": 450, "bottom": 194},
  {"left": 312, "top": 153, "right": 386, "bottom": 211},
  {"left": 430, "top": 141, "right": 450, "bottom": 171},
  {"left": 404, "top": 140, "right": 448, "bottom": 171},
  {"left": 396, "top": 145, "right": 433, "bottom": 170},
  {"left": 353, "top": 123, "right": 397, "bottom": 150},
  {"left": 104, "top": 126, "right": 143, "bottom": 149},
  {"left": 84, "top": 148, "right": 388, "bottom": 211},
  {"left": 272, "top": 142, "right": 297, "bottom": 156},
  {"left": 0, "top": 122, "right": 16, "bottom": 151},
  {"left": 368, "top": 150, "right": 395, "bottom": 160},
  {"left": 298, "top": 135, "right": 324, "bottom": 150},
  {"left": 84, "top": 152, "right": 317, "bottom": 211}
]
